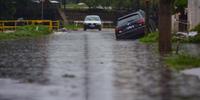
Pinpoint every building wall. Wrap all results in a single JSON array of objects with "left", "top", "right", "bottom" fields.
[{"left": 188, "top": 0, "right": 200, "bottom": 29}]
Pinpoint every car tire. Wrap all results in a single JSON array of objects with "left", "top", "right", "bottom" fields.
[
  {"left": 115, "top": 33, "right": 120, "bottom": 40},
  {"left": 99, "top": 28, "right": 102, "bottom": 31}
]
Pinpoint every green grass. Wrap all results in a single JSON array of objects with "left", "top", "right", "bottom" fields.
[
  {"left": 64, "top": 24, "right": 82, "bottom": 30},
  {"left": 165, "top": 54, "right": 200, "bottom": 71},
  {"left": 0, "top": 25, "right": 51, "bottom": 40},
  {"left": 63, "top": 3, "right": 88, "bottom": 9},
  {"left": 139, "top": 32, "right": 159, "bottom": 43}
]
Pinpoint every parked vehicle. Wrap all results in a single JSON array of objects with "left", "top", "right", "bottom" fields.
[
  {"left": 115, "top": 10, "right": 145, "bottom": 39},
  {"left": 83, "top": 15, "right": 102, "bottom": 31}
]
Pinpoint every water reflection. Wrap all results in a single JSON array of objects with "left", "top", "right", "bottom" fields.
[
  {"left": 159, "top": 67, "right": 172, "bottom": 100},
  {"left": 182, "top": 44, "right": 200, "bottom": 55},
  {"left": 0, "top": 38, "right": 50, "bottom": 84},
  {"left": 0, "top": 31, "right": 200, "bottom": 100},
  {"left": 113, "top": 41, "right": 200, "bottom": 100}
]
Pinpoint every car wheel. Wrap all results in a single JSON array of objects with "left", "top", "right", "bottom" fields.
[
  {"left": 115, "top": 33, "right": 120, "bottom": 40},
  {"left": 98, "top": 26, "right": 102, "bottom": 31}
]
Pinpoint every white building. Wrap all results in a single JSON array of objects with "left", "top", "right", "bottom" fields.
[{"left": 188, "top": 0, "right": 200, "bottom": 29}]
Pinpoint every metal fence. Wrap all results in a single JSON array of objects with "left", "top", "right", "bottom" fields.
[
  {"left": 0, "top": 20, "right": 60, "bottom": 32},
  {"left": 73, "top": 20, "right": 114, "bottom": 28}
]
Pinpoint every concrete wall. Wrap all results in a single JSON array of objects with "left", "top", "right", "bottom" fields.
[
  {"left": 172, "top": 15, "right": 179, "bottom": 33},
  {"left": 188, "top": 0, "right": 200, "bottom": 29}
]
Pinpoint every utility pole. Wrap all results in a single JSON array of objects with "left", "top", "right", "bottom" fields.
[
  {"left": 59, "top": 0, "right": 62, "bottom": 8},
  {"left": 145, "top": 0, "right": 150, "bottom": 34},
  {"left": 158, "top": 0, "right": 172, "bottom": 54},
  {"left": 63, "top": 0, "right": 66, "bottom": 10},
  {"left": 41, "top": 0, "right": 44, "bottom": 19}
]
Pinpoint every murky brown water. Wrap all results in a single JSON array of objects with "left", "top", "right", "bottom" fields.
[{"left": 0, "top": 30, "right": 200, "bottom": 100}]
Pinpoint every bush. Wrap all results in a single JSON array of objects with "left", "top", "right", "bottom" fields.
[
  {"left": 187, "top": 34, "right": 200, "bottom": 43},
  {"left": 140, "top": 31, "right": 200, "bottom": 43},
  {"left": 191, "top": 24, "right": 200, "bottom": 33}
]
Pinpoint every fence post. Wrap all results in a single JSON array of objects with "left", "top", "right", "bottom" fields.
[
  {"left": 2, "top": 22, "right": 4, "bottom": 32},
  {"left": 15, "top": 21, "right": 17, "bottom": 31},
  {"left": 26, "top": 20, "right": 29, "bottom": 25},
  {"left": 49, "top": 20, "right": 53, "bottom": 31},
  {"left": 0, "top": 22, "right": 2, "bottom": 32},
  {"left": 57, "top": 20, "right": 60, "bottom": 30}
]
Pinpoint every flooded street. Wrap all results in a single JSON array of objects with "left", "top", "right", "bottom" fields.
[{"left": 0, "top": 30, "right": 200, "bottom": 100}]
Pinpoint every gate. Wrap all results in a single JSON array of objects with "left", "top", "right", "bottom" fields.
[{"left": 0, "top": 20, "right": 59, "bottom": 32}]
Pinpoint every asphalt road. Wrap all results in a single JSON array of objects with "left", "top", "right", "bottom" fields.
[{"left": 0, "top": 29, "right": 200, "bottom": 100}]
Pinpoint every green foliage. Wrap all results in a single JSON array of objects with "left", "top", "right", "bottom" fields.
[
  {"left": 64, "top": 3, "right": 88, "bottom": 9},
  {"left": 0, "top": 25, "right": 51, "bottom": 40},
  {"left": 0, "top": 0, "right": 16, "bottom": 19},
  {"left": 191, "top": 24, "right": 200, "bottom": 33},
  {"left": 140, "top": 30, "right": 200, "bottom": 44},
  {"left": 139, "top": 32, "right": 159, "bottom": 43},
  {"left": 186, "top": 24, "right": 200, "bottom": 43},
  {"left": 80, "top": 0, "right": 100, "bottom": 8},
  {"left": 165, "top": 53, "right": 200, "bottom": 71},
  {"left": 64, "top": 24, "right": 82, "bottom": 30},
  {"left": 187, "top": 34, "right": 200, "bottom": 43},
  {"left": 80, "top": 0, "right": 140, "bottom": 10},
  {"left": 174, "top": 0, "right": 187, "bottom": 9},
  {"left": 0, "top": 0, "right": 32, "bottom": 19},
  {"left": 174, "top": 0, "right": 188, "bottom": 12},
  {"left": 172, "top": 24, "right": 200, "bottom": 43}
]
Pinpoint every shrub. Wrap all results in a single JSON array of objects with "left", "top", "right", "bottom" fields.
[{"left": 191, "top": 24, "right": 200, "bottom": 33}]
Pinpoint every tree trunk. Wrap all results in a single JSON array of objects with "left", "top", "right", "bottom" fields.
[
  {"left": 158, "top": 0, "right": 172, "bottom": 54},
  {"left": 63, "top": 0, "right": 66, "bottom": 10},
  {"left": 145, "top": 0, "right": 150, "bottom": 34}
]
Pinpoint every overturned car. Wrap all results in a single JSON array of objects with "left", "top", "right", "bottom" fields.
[{"left": 115, "top": 10, "right": 146, "bottom": 40}]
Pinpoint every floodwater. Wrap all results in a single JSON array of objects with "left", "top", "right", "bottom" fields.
[{"left": 0, "top": 29, "right": 200, "bottom": 100}]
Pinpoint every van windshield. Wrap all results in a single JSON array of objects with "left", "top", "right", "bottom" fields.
[{"left": 85, "top": 16, "right": 100, "bottom": 21}]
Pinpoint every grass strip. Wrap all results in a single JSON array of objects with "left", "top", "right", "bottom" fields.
[
  {"left": 165, "top": 54, "right": 200, "bottom": 71},
  {"left": 0, "top": 25, "right": 51, "bottom": 40}
]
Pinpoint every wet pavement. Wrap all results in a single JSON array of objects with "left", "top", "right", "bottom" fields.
[{"left": 0, "top": 29, "right": 200, "bottom": 100}]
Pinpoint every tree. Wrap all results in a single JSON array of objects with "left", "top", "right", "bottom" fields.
[
  {"left": 158, "top": 0, "right": 173, "bottom": 54},
  {"left": 100, "top": 0, "right": 112, "bottom": 9},
  {"left": 0, "top": 0, "right": 15, "bottom": 19},
  {"left": 80, "top": 0, "right": 98, "bottom": 8},
  {"left": 80, "top": 0, "right": 138, "bottom": 10},
  {"left": 174, "top": 0, "right": 187, "bottom": 13},
  {"left": 62, "top": 0, "right": 66, "bottom": 10},
  {"left": 0, "top": 0, "right": 32, "bottom": 19}
]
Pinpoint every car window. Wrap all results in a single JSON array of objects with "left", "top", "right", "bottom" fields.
[
  {"left": 85, "top": 16, "right": 100, "bottom": 21},
  {"left": 118, "top": 14, "right": 140, "bottom": 26},
  {"left": 139, "top": 10, "right": 145, "bottom": 17}
]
